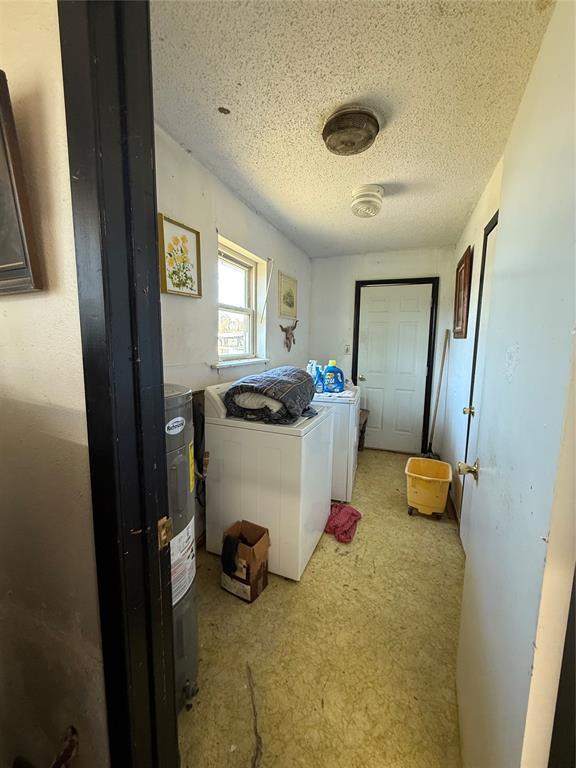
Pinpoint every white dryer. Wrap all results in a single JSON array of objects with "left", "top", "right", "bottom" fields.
[
  {"left": 204, "top": 382, "right": 334, "bottom": 581},
  {"left": 313, "top": 386, "right": 361, "bottom": 502}
]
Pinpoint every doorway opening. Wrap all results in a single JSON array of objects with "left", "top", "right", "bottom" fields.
[
  {"left": 150, "top": 45, "right": 461, "bottom": 767},
  {"left": 464, "top": 210, "right": 499, "bottom": 461},
  {"left": 458, "top": 211, "right": 498, "bottom": 551},
  {"left": 56, "top": 3, "right": 463, "bottom": 765}
]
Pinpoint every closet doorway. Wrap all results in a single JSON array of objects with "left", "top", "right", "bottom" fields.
[
  {"left": 459, "top": 211, "right": 498, "bottom": 549},
  {"left": 352, "top": 278, "right": 438, "bottom": 453}
]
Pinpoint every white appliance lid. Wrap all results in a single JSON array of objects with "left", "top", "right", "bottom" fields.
[
  {"left": 204, "top": 381, "right": 233, "bottom": 419},
  {"left": 205, "top": 403, "right": 333, "bottom": 436}
]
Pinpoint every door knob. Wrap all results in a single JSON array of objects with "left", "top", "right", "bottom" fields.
[
  {"left": 358, "top": 374, "right": 366, "bottom": 381},
  {"left": 463, "top": 405, "right": 475, "bottom": 416},
  {"left": 457, "top": 459, "right": 479, "bottom": 481}
]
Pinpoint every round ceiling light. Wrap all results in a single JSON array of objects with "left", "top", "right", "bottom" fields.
[
  {"left": 351, "top": 185, "right": 385, "bottom": 218},
  {"left": 322, "top": 107, "right": 380, "bottom": 156}
]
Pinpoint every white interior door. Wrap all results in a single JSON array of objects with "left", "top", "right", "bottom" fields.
[
  {"left": 459, "top": 222, "right": 498, "bottom": 552},
  {"left": 457, "top": 170, "right": 573, "bottom": 767},
  {"left": 357, "top": 283, "right": 431, "bottom": 453}
]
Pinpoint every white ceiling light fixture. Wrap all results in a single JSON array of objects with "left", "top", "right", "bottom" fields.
[{"left": 351, "top": 184, "right": 385, "bottom": 218}]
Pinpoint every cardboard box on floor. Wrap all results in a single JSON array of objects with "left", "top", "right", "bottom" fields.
[{"left": 221, "top": 520, "right": 270, "bottom": 603}]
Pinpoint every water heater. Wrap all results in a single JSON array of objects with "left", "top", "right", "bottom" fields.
[{"left": 164, "top": 384, "right": 199, "bottom": 711}]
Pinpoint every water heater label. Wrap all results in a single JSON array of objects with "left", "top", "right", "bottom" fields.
[
  {"left": 165, "top": 416, "right": 185, "bottom": 435},
  {"left": 170, "top": 517, "right": 196, "bottom": 606}
]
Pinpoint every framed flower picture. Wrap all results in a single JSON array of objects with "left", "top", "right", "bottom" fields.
[
  {"left": 278, "top": 271, "right": 297, "bottom": 319},
  {"left": 158, "top": 213, "right": 202, "bottom": 298}
]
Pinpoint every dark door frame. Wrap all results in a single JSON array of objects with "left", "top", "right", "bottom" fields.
[
  {"left": 464, "top": 210, "right": 499, "bottom": 461},
  {"left": 351, "top": 277, "right": 439, "bottom": 454},
  {"left": 58, "top": 2, "right": 178, "bottom": 766}
]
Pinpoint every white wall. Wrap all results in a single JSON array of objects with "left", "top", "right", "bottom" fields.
[
  {"left": 155, "top": 125, "right": 312, "bottom": 391},
  {"left": 0, "top": 3, "right": 108, "bottom": 766},
  {"left": 309, "top": 248, "right": 454, "bottom": 447},
  {"left": 441, "top": 160, "right": 503, "bottom": 510}
]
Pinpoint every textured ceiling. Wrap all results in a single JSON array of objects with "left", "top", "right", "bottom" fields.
[{"left": 151, "top": 0, "right": 552, "bottom": 258}]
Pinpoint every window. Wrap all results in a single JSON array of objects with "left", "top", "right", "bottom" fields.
[
  {"left": 217, "top": 237, "right": 268, "bottom": 365},
  {"left": 218, "top": 248, "right": 256, "bottom": 359}
]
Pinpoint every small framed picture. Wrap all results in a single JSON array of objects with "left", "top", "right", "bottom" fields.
[
  {"left": 158, "top": 213, "right": 202, "bottom": 298},
  {"left": 453, "top": 245, "right": 473, "bottom": 338},
  {"left": 278, "top": 271, "right": 297, "bottom": 319}
]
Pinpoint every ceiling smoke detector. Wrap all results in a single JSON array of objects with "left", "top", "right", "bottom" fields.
[
  {"left": 351, "top": 185, "right": 385, "bottom": 218},
  {"left": 322, "top": 107, "right": 379, "bottom": 156}
]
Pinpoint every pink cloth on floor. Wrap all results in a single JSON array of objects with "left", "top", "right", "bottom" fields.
[{"left": 325, "top": 502, "right": 362, "bottom": 543}]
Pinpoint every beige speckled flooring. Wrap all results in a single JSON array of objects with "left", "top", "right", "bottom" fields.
[{"left": 179, "top": 450, "right": 464, "bottom": 768}]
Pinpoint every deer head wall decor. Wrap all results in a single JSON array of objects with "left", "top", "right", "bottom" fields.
[{"left": 279, "top": 319, "right": 298, "bottom": 352}]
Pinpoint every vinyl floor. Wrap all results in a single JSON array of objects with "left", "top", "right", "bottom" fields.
[{"left": 179, "top": 449, "right": 464, "bottom": 768}]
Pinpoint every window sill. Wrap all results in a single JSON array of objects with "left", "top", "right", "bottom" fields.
[{"left": 211, "top": 357, "right": 270, "bottom": 370}]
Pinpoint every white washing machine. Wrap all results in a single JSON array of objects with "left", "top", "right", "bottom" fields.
[
  {"left": 204, "top": 382, "right": 334, "bottom": 581},
  {"left": 313, "top": 386, "right": 361, "bottom": 503}
]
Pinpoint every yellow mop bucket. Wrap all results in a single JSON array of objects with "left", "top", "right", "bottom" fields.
[{"left": 405, "top": 457, "right": 452, "bottom": 518}]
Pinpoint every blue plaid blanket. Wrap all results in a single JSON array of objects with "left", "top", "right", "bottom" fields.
[{"left": 224, "top": 366, "right": 316, "bottom": 424}]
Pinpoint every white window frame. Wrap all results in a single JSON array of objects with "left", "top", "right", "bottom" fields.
[{"left": 217, "top": 245, "right": 258, "bottom": 361}]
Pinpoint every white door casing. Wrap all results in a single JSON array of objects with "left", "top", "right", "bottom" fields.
[{"left": 357, "top": 283, "right": 432, "bottom": 453}]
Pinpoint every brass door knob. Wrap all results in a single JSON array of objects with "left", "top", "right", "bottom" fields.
[
  {"left": 457, "top": 459, "right": 479, "bottom": 480},
  {"left": 463, "top": 405, "right": 475, "bottom": 416}
]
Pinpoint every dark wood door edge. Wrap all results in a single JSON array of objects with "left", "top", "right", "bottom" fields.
[{"left": 58, "top": 2, "right": 178, "bottom": 766}]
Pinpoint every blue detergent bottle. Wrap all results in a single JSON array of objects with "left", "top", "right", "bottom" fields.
[
  {"left": 313, "top": 365, "right": 324, "bottom": 394},
  {"left": 323, "top": 360, "right": 345, "bottom": 393}
]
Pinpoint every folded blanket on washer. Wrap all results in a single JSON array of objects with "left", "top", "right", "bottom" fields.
[{"left": 224, "top": 366, "right": 316, "bottom": 424}]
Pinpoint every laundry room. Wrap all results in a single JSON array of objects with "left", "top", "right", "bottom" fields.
[
  {"left": 153, "top": 111, "right": 464, "bottom": 766},
  {"left": 146, "top": 2, "right": 567, "bottom": 767},
  {"left": 0, "top": 0, "right": 573, "bottom": 765}
]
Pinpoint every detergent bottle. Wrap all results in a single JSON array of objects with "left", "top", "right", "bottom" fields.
[
  {"left": 313, "top": 365, "right": 324, "bottom": 394},
  {"left": 323, "top": 360, "right": 345, "bottom": 393}
]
